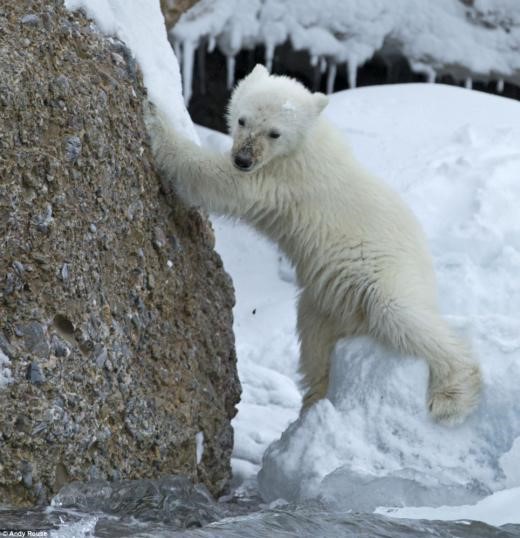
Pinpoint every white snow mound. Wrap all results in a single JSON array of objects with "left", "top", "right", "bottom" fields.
[{"left": 258, "top": 84, "right": 520, "bottom": 511}]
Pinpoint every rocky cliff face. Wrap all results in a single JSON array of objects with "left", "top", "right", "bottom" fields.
[
  {"left": 161, "top": 0, "right": 199, "bottom": 28},
  {"left": 0, "top": 0, "right": 240, "bottom": 506}
]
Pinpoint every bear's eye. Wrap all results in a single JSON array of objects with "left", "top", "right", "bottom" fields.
[
  {"left": 238, "top": 117, "right": 246, "bottom": 127},
  {"left": 269, "top": 131, "right": 281, "bottom": 139}
]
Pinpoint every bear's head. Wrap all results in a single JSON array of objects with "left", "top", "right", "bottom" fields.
[{"left": 227, "top": 64, "right": 329, "bottom": 172}]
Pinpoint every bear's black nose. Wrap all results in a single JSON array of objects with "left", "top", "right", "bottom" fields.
[{"left": 234, "top": 154, "right": 253, "bottom": 170}]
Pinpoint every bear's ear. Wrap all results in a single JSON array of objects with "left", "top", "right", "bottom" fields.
[
  {"left": 312, "top": 92, "right": 329, "bottom": 114},
  {"left": 249, "top": 64, "right": 269, "bottom": 80}
]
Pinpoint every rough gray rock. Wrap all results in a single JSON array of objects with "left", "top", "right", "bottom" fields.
[{"left": 0, "top": 0, "right": 240, "bottom": 506}]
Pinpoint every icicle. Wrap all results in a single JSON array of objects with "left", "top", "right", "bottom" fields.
[
  {"left": 310, "top": 54, "right": 318, "bottom": 67},
  {"left": 497, "top": 78, "right": 504, "bottom": 93},
  {"left": 230, "top": 24, "right": 242, "bottom": 52},
  {"left": 409, "top": 61, "right": 435, "bottom": 83},
  {"left": 182, "top": 40, "right": 195, "bottom": 105},
  {"left": 320, "top": 57, "right": 327, "bottom": 73},
  {"left": 326, "top": 62, "right": 337, "bottom": 94},
  {"left": 465, "top": 77, "right": 472, "bottom": 89},
  {"left": 347, "top": 58, "right": 358, "bottom": 89},
  {"left": 312, "top": 62, "right": 321, "bottom": 91},
  {"left": 197, "top": 41, "right": 206, "bottom": 95},
  {"left": 226, "top": 55, "right": 236, "bottom": 90},
  {"left": 207, "top": 35, "right": 216, "bottom": 53},
  {"left": 265, "top": 43, "right": 275, "bottom": 73},
  {"left": 174, "top": 40, "right": 182, "bottom": 65}
]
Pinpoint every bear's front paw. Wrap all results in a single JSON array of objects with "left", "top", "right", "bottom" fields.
[
  {"left": 142, "top": 101, "right": 177, "bottom": 171},
  {"left": 427, "top": 363, "right": 482, "bottom": 426},
  {"left": 143, "top": 100, "right": 162, "bottom": 140}
]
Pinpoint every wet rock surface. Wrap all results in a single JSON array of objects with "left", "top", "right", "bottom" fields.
[
  {"left": 0, "top": 0, "right": 240, "bottom": 506},
  {"left": 51, "top": 475, "right": 225, "bottom": 528}
]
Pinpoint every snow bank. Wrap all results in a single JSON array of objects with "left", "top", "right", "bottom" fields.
[
  {"left": 250, "top": 84, "right": 520, "bottom": 513},
  {"left": 376, "top": 486, "right": 520, "bottom": 527},
  {"left": 172, "top": 0, "right": 520, "bottom": 101},
  {"left": 65, "top": 0, "right": 197, "bottom": 142}
]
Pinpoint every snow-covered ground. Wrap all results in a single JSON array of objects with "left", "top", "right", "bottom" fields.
[
  {"left": 198, "top": 84, "right": 520, "bottom": 526},
  {"left": 376, "top": 486, "right": 520, "bottom": 528}
]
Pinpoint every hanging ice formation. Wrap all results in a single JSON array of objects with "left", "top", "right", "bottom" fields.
[
  {"left": 410, "top": 61, "right": 436, "bottom": 83},
  {"left": 226, "top": 55, "right": 236, "bottom": 90},
  {"left": 170, "top": 0, "right": 520, "bottom": 105},
  {"left": 265, "top": 42, "right": 275, "bottom": 73},
  {"left": 326, "top": 62, "right": 337, "bottom": 94},
  {"left": 347, "top": 55, "right": 358, "bottom": 89},
  {"left": 182, "top": 40, "right": 195, "bottom": 105}
]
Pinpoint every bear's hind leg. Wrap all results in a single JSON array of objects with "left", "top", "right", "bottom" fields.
[
  {"left": 366, "top": 296, "right": 481, "bottom": 425},
  {"left": 297, "top": 292, "right": 343, "bottom": 410}
]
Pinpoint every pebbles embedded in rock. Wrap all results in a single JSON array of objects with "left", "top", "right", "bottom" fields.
[
  {"left": 0, "top": 334, "right": 16, "bottom": 359},
  {"left": 26, "top": 362, "right": 45, "bottom": 384},
  {"left": 21, "top": 14, "right": 40, "bottom": 26},
  {"left": 95, "top": 347, "right": 107, "bottom": 368},
  {"left": 60, "top": 263, "right": 70, "bottom": 282},
  {"left": 34, "top": 204, "right": 53, "bottom": 233},
  {"left": 21, "top": 322, "right": 49, "bottom": 358},
  {"left": 153, "top": 226, "right": 167, "bottom": 249},
  {"left": 64, "top": 136, "right": 81, "bottom": 162}
]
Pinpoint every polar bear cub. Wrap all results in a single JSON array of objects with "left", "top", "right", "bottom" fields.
[{"left": 145, "top": 64, "right": 481, "bottom": 425}]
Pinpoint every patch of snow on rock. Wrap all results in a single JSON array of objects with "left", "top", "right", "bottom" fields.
[{"left": 0, "top": 351, "right": 12, "bottom": 389}]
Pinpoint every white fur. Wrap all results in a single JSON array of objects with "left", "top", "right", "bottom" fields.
[{"left": 145, "top": 64, "right": 482, "bottom": 425}]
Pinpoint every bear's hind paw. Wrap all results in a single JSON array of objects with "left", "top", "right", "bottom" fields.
[{"left": 427, "top": 364, "right": 481, "bottom": 426}]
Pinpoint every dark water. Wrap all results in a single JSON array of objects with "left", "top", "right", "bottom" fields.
[{"left": 1, "top": 477, "right": 519, "bottom": 538}]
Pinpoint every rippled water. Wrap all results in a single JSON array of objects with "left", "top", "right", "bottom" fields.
[{"left": 1, "top": 477, "right": 519, "bottom": 538}]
